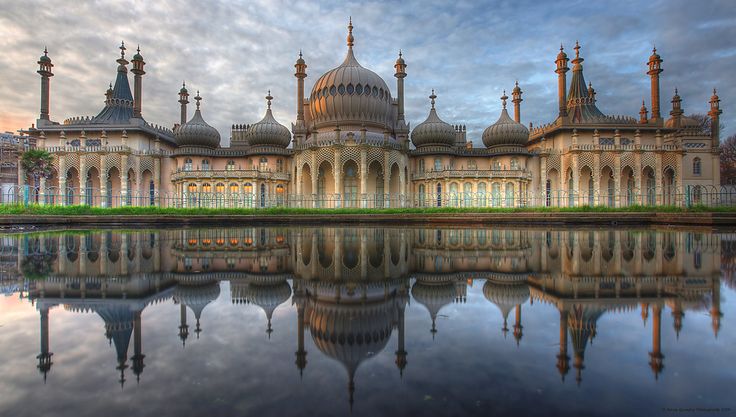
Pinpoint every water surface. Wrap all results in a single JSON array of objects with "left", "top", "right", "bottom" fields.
[{"left": 0, "top": 226, "right": 734, "bottom": 417}]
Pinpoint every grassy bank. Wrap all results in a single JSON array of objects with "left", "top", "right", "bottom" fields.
[{"left": 0, "top": 204, "right": 734, "bottom": 216}]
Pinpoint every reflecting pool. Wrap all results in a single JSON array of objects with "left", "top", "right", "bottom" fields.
[{"left": 0, "top": 227, "right": 734, "bottom": 417}]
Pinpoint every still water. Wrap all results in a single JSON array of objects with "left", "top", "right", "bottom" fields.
[{"left": 0, "top": 226, "right": 734, "bottom": 417}]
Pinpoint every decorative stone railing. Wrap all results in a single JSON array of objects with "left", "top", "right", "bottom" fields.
[
  {"left": 171, "top": 169, "right": 291, "bottom": 181},
  {"left": 412, "top": 169, "right": 532, "bottom": 181}
]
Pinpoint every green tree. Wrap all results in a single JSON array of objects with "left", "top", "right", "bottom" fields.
[{"left": 21, "top": 149, "right": 54, "bottom": 201}]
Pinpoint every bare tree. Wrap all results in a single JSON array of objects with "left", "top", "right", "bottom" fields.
[{"left": 720, "top": 134, "right": 736, "bottom": 185}]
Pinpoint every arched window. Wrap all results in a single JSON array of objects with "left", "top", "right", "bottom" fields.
[
  {"left": 434, "top": 158, "right": 442, "bottom": 171},
  {"left": 226, "top": 160, "right": 236, "bottom": 171},
  {"left": 277, "top": 159, "right": 284, "bottom": 173},
  {"left": 215, "top": 183, "right": 225, "bottom": 194},
  {"left": 418, "top": 184, "right": 426, "bottom": 207},
  {"left": 260, "top": 183, "right": 267, "bottom": 207},
  {"left": 230, "top": 183, "right": 238, "bottom": 194},
  {"left": 467, "top": 160, "right": 477, "bottom": 170},
  {"left": 693, "top": 157, "right": 702, "bottom": 176},
  {"left": 692, "top": 185, "right": 702, "bottom": 204},
  {"left": 259, "top": 157, "right": 268, "bottom": 172},
  {"left": 505, "top": 183, "right": 514, "bottom": 207},
  {"left": 149, "top": 180, "right": 155, "bottom": 206},
  {"left": 510, "top": 158, "right": 519, "bottom": 170},
  {"left": 492, "top": 159, "right": 501, "bottom": 170},
  {"left": 477, "top": 182, "right": 487, "bottom": 207},
  {"left": 450, "top": 183, "right": 459, "bottom": 207},
  {"left": 343, "top": 163, "right": 358, "bottom": 207},
  {"left": 184, "top": 158, "right": 193, "bottom": 171},
  {"left": 202, "top": 183, "right": 211, "bottom": 193},
  {"left": 436, "top": 183, "right": 442, "bottom": 207},
  {"left": 545, "top": 179, "right": 551, "bottom": 207},
  {"left": 491, "top": 183, "right": 501, "bottom": 207},
  {"left": 187, "top": 183, "right": 197, "bottom": 206},
  {"left": 202, "top": 159, "right": 210, "bottom": 171},
  {"left": 418, "top": 159, "right": 425, "bottom": 173},
  {"left": 276, "top": 184, "right": 285, "bottom": 206},
  {"left": 463, "top": 183, "right": 472, "bottom": 207}
]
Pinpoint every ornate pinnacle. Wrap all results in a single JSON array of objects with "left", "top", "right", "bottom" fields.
[
  {"left": 347, "top": 16, "right": 354, "bottom": 48},
  {"left": 501, "top": 90, "right": 508, "bottom": 109},
  {"left": 195, "top": 91, "right": 202, "bottom": 110},
  {"left": 429, "top": 90, "right": 436, "bottom": 109},
  {"left": 266, "top": 90, "right": 273, "bottom": 109}
]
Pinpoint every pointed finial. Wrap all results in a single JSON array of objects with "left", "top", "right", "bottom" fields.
[
  {"left": 429, "top": 89, "right": 436, "bottom": 109},
  {"left": 137, "top": 44, "right": 140, "bottom": 54},
  {"left": 574, "top": 40, "right": 580, "bottom": 58},
  {"left": 399, "top": 49, "right": 402, "bottom": 58},
  {"left": 266, "top": 90, "right": 273, "bottom": 109},
  {"left": 347, "top": 16, "right": 354, "bottom": 48},
  {"left": 501, "top": 90, "right": 508, "bottom": 109},
  {"left": 120, "top": 40, "right": 126, "bottom": 58},
  {"left": 195, "top": 90, "right": 202, "bottom": 110},
  {"left": 299, "top": 49, "right": 303, "bottom": 59},
  {"left": 43, "top": 46, "right": 48, "bottom": 56},
  {"left": 560, "top": 43, "right": 564, "bottom": 51},
  {"left": 653, "top": 44, "right": 657, "bottom": 54},
  {"left": 183, "top": 81, "right": 186, "bottom": 88}
]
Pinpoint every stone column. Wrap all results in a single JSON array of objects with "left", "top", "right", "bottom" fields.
[
  {"left": 614, "top": 155, "right": 621, "bottom": 208},
  {"left": 334, "top": 148, "right": 342, "bottom": 208},
  {"left": 79, "top": 158, "right": 86, "bottom": 205},
  {"left": 572, "top": 154, "right": 579, "bottom": 207},
  {"left": 399, "top": 161, "right": 406, "bottom": 207},
  {"left": 676, "top": 154, "right": 684, "bottom": 206},
  {"left": 120, "top": 155, "right": 128, "bottom": 206},
  {"left": 154, "top": 158, "right": 161, "bottom": 207},
  {"left": 383, "top": 153, "right": 390, "bottom": 208},
  {"left": 99, "top": 168, "right": 107, "bottom": 208},
  {"left": 593, "top": 153, "right": 601, "bottom": 206},
  {"left": 655, "top": 153, "right": 663, "bottom": 205}
]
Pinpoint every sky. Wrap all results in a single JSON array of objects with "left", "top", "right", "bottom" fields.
[{"left": 1, "top": 0, "right": 735, "bottom": 146}]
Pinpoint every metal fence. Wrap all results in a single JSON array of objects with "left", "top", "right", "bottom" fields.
[{"left": 3, "top": 185, "right": 736, "bottom": 209}]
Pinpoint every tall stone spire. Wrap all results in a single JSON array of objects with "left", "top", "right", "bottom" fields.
[
  {"left": 555, "top": 44, "right": 570, "bottom": 119},
  {"left": 709, "top": 88, "right": 722, "bottom": 146},
  {"left": 178, "top": 82, "right": 189, "bottom": 125},
  {"left": 512, "top": 81, "right": 523, "bottom": 123},
  {"left": 647, "top": 46, "right": 663, "bottom": 122},
  {"left": 37, "top": 47, "right": 54, "bottom": 124},
  {"left": 131, "top": 45, "right": 145, "bottom": 118}
]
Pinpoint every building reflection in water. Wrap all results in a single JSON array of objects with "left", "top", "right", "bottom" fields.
[{"left": 3, "top": 226, "right": 729, "bottom": 405}]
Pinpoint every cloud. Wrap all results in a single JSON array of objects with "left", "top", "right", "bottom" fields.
[{"left": 0, "top": 0, "right": 734, "bottom": 144}]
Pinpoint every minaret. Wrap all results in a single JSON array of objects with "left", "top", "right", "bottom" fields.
[
  {"left": 555, "top": 44, "right": 570, "bottom": 119},
  {"left": 711, "top": 277, "right": 722, "bottom": 338},
  {"left": 649, "top": 304, "right": 664, "bottom": 379},
  {"left": 587, "top": 82, "right": 596, "bottom": 103},
  {"left": 131, "top": 311, "right": 145, "bottom": 383},
  {"left": 178, "top": 82, "right": 189, "bottom": 125},
  {"left": 178, "top": 304, "right": 189, "bottom": 346},
  {"left": 131, "top": 45, "right": 145, "bottom": 118},
  {"left": 671, "top": 298, "right": 684, "bottom": 339},
  {"left": 647, "top": 47, "right": 663, "bottom": 122},
  {"left": 37, "top": 306, "right": 53, "bottom": 382},
  {"left": 37, "top": 47, "right": 54, "bottom": 123},
  {"left": 294, "top": 51, "right": 307, "bottom": 127},
  {"left": 395, "top": 302, "right": 408, "bottom": 376},
  {"left": 556, "top": 309, "right": 570, "bottom": 381},
  {"left": 513, "top": 304, "right": 523, "bottom": 346},
  {"left": 105, "top": 83, "right": 114, "bottom": 103},
  {"left": 640, "top": 100, "right": 649, "bottom": 124},
  {"left": 709, "top": 89, "right": 722, "bottom": 146},
  {"left": 394, "top": 50, "right": 408, "bottom": 129},
  {"left": 512, "top": 81, "right": 523, "bottom": 123},
  {"left": 670, "top": 89, "right": 684, "bottom": 129}
]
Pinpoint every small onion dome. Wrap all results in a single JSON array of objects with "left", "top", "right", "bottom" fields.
[
  {"left": 649, "top": 46, "right": 661, "bottom": 62},
  {"left": 411, "top": 91, "right": 456, "bottom": 148},
  {"left": 39, "top": 48, "right": 51, "bottom": 63},
  {"left": 482, "top": 92, "right": 529, "bottom": 148},
  {"left": 557, "top": 44, "right": 568, "bottom": 61},
  {"left": 665, "top": 115, "right": 700, "bottom": 129},
  {"left": 246, "top": 92, "right": 291, "bottom": 148},
  {"left": 175, "top": 91, "right": 220, "bottom": 148},
  {"left": 482, "top": 279, "right": 530, "bottom": 321},
  {"left": 173, "top": 281, "right": 221, "bottom": 322},
  {"left": 179, "top": 83, "right": 188, "bottom": 94},
  {"left": 132, "top": 45, "right": 143, "bottom": 61}
]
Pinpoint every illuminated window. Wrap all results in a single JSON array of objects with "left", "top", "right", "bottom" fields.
[
  {"left": 244, "top": 183, "right": 253, "bottom": 194},
  {"left": 216, "top": 183, "right": 225, "bottom": 194},
  {"left": 202, "top": 183, "right": 211, "bottom": 193},
  {"left": 187, "top": 183, "right": 197, "bottom": 193},
  {"left": 230, "top": 183, "right": 238, "bottom": 194}
]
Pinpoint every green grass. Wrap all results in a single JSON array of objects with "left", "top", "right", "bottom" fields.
[{"left": 0, "top": 204, "right": 734, "bottom": 216}]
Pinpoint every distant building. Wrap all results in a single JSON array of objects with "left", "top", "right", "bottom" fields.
[{"left": 19, "top": 21, "right": 723, "bottom": 208}]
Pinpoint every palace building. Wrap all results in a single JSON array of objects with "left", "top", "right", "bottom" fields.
[{"left": 17, "top": 20, "right": 724, "bottom": 208}]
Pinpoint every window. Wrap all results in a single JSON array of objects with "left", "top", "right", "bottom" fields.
[
  {"left": 418, "top": 159, "right": 425, "bottom": 173},
  {"left": 230, "top": 183, "right": 239, "bottom": 194},
  {"left": 259, "top": 157, "right": 268, "bottom": 171},
  {"left": 277, "top": 159, "right": 284, "bottom": 173},
  {"left": 202, "top": 183, "right": 211, "bottom": 193},
  {"left": 184, "top": 158, "right": 193, "bottom": 171},
  {"left": 510, "top": 158, "right": 519, "bottom": 170},
  {"left": 347, "top": 84, "right": 354, "bottom": 94},
  {"left": 356, "top": 84, "right": 363, "bottom": 95},
  {"left": 418, "top": 184, "right": 426, "bottom": 207},
  {"left": 436, "top": 183, "right": 442, "bottom": 207},
  {"left": 202, "top": 159, "right": 210, "bottom": 171},
  {"left": 693, "top": 157, "right": 702, "bottom": 176},
  {"left": 338, "top": 84, "right": 345, "bottom": 95},
  {"left": 434, "top": 158, "right": 442, "bottom": 171},
  {"left": 226, "top": 160, "right": 236, "bottom": 171},
  {"left": 492, "top": 159, "right": 501, "bottom": 170},
  {"left": 467, "top": 160, "right": 477, "bottom": 170},
  {"left": 244, "top": 183, "right": 253, "bottom": 194},
  {"left": 477, "top": 182, "right": 487, "bottom": 207},
  {"left": 260, "top": 183, "right": 266, "bottom": 207},
  {"left": 343, "top": 163, "right": 358, "bottom": 207},
  {"left": 216, "top": 183, "right": 225, "bottom": 194}
]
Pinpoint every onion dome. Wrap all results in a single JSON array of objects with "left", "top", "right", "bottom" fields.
[
  {"left": 483, "top": 279, "right": 530, "bottom": 334},
  {"left": 239, "top": 277, "right": 292, "bottom": 337},
  {"left": 179, "top": 82, "right": 188, "bottom": 95},
  {"left": 132, "top": 45, "right": 143, "bottom": 62},
  {"left": 308, "top": 18, "right": 394, "bottom": 130},
  {"left": 411, "top": 90, "right": 456, "bottom": 148},
  {"left": 246, "top": 92, "right": 291, "bottom": 148},
  {"left": 411, "top": 280, "right": 458, "bottom": 335},
  {"left": 173, "top": 280, "right": 221, "bottom": 338},
  {"left": 174, "top": 91, "right": 221, "bottom": 148},
  {"left": 39, "top": 47, "right": 51, "bottom": 63},
  {"left": 482, "top": 92, "right": 529, "bottom": 148}
]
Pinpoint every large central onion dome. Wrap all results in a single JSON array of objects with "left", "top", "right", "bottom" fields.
[
  {"left": 175, "top": 92, "right": 220, "bottom": 148},
  {"left": 482, "top": 92, "right": 529, "bottom": 148},
  {"left": 411, "top": 91, "right": 456, "bottom": 148},
  {"left": 308, "top": 19, "right": 394, "bottom": 130},
  {"left": 246, "top": 92, "right": 291, "bottom": 148}
]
